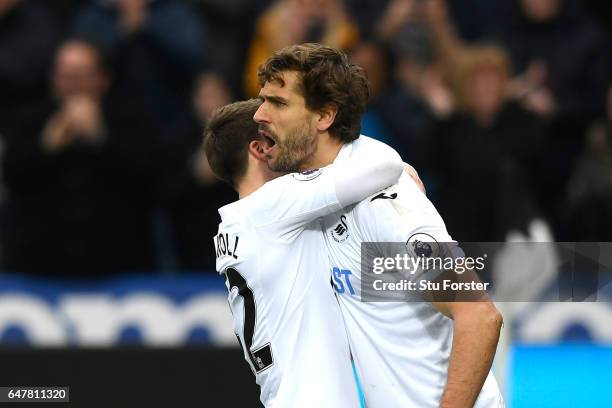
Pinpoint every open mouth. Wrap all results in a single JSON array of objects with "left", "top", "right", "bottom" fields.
[
  {"left": 263, "top": 134, "right": 276, "bottom": 148},
  {"left": 259, "top": 129, "right": 277, "bottom": 155}
]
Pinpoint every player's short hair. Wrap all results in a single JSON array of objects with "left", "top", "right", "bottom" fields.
[
  {"left": 203, "top": 99, "right": 261, "bottom": 187},
  {"left": 258, "top": 43, "right": 370, "bottom": 143}
]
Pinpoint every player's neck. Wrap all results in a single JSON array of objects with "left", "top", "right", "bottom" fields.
[
  {"left": 237, "top": 160, "right": 279, "bottom": 199},
  {"left": 300, "top": 132, "right": 343, "bottom": 171}
]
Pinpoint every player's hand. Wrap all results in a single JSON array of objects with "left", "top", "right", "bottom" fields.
[{"left": 404, "top": 163, "right": 426, "bottom": 194}]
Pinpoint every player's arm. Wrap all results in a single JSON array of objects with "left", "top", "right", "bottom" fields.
[
  {"left": 333, "top": 155, "right": 405, "bottom": 208},
  {"left": 433, "top": 300, "right": 502, "bottom": 408},
  {"left": 426, "top": 240, "right": 501, "bottom": 408},
  {"left": 256, "top": 147, "right": 405, "bottom": 232}
]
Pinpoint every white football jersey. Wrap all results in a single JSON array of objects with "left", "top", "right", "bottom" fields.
[
  {"left": 215, "top": 168, "right": 362, "bottom": 408},
  {"left": 321, "top": 136, "right": 505, "bottom": 407}
]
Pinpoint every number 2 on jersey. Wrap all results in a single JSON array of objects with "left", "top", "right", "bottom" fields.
[{"left": 224, "top": 267, "right": 274, "bottom": 374}]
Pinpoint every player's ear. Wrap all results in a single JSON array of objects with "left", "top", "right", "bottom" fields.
[
  {"left": 316, "top": 104, "right": 338, "bottom": 132},
  {"left": 248, "top": 139, "right": 267, "bottom": 162}
]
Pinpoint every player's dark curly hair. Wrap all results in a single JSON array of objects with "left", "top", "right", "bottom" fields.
[
  {"left": 258, "top": 43, "right": 370, "bottom": 143},
  {"left": 203, "top": 99, "right": 261, "bottom": 188}
]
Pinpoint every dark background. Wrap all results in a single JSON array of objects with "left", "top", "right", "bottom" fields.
[{"left": 0, "top": 348, "right": 261, "bottom": 407}]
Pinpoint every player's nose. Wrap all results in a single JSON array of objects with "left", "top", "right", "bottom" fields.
[{"left": 253, "top": 103, "right": 268, "bottom": 124}]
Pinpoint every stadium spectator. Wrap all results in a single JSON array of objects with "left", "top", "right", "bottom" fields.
[
  {"left": 362, "top": 0, "right": 457, "bottom": 172},
  {"left": 428, "top": 46, "right": 548, "bottom": 241},
  {"left": 72, "top": 0, "right": 208, "bottom": 139},
  {"left": 350, "top": 41, "right": 452, "bottom": 169},
  {"left": 243, "top": 0, "right": 359, "bottom": 97},
  {"left": 187, "top": 0, "right": 261, "bottom": 99},
  {"left": 565, "top": 85, "right": 612, "bottom": 241},
  {"left": 366, "top": 0, "right": 453, "bottom": 141},
  {"left": 0, "top": 40, "right": 162, "bottom": 275},
  {"left": 500, "top": 0, "right": 609, "bottom": 124},
  {"left": 159, "top": 73, "right": 236, "bottom": 271},
  {"left": 347, "top": 0, "right": 502, "bottom": 43},
  {"left": 496, "top": 0, "right": 611, "bottom": 226},
  {"left": 365, "top": 0, "right": 438, "bottom": 79},
  {"left": 343, "top": 1, "right": 456, "bottom": 169},
  {"left": 424, "top": 0, "right": 609, "bottom": 123},
  {"left": 0, "top": 0, "right": 58, "bottom": 134}
]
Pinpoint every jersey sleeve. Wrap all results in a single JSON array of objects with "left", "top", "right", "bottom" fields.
[
  {"left": 351, "top": 135, "right": 403, "bottom": 163},
  {"left": 251, "top": 153, "right": 404, "bottom": 239},
  {"left": 333, "top": 134, "right": 407, "bottom": 208},
  {"left": 334, "top": 151, "right": 404, "bottom": 208}
]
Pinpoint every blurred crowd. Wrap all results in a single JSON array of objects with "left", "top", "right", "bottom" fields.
[{"left": 0, "top": 0, "right": 610, "bottom": 276}]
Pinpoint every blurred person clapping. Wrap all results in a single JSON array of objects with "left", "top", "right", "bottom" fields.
[
  {"left": 1, "top": 40, "right": 162, "bottom": 275},
  {"left": 349, "top": 41, "right": 452, "bottom": 169},
  {"left": 73, "top": 0, "right": 207, "bottom": 139},
  {"left": 42, "top": 96, "right": 104, "bottom": 149},
  {"left": 428, "top": 46, "right": 548, "bottom": 241},
  {"left": 41, "top": 43, "right": 110, "bottom": 152},
  {"left": 500, "top": 0, "right": 609, "bottom": 124},
  {"left": 496, "top": 0, "right": 610, "bottom": 225},
  {"left": 565, "top": 85, "right": 612, "bottom": 241}
]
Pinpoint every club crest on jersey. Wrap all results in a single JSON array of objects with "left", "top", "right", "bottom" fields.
[
  {"left": 292, "top": 168, "right": 322, "bottom": 181},
  {"left": 330, "top": 215, "right": 350, "bottom": 243}
]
